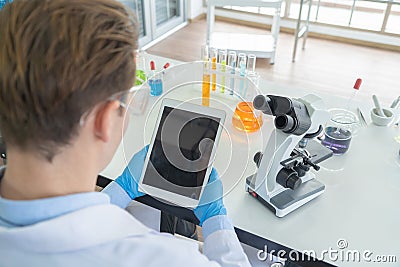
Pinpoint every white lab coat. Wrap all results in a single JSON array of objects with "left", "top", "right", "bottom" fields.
[{"left": 0, "top": 203, "right": 250, "bottom": 267}]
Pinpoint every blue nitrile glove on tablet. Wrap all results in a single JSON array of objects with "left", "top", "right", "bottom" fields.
[
  {"left": 115, "top": 145, "right": 149, "bottom": 200},
  {"left": 115, "top": 146, "right": 227, "bottom": 226},
  {"left": 194, "top": 168, "right": 227, "bottom": 226}
]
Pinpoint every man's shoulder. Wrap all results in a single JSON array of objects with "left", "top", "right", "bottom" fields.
[
  {"left": 113, "top": 232, "right": 213, "bottom": 266},
  {"left": 0, "top": 203, "right": 216, "bottom": 266}
]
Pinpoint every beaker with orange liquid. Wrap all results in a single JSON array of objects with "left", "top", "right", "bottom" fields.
[{"left": 232, "top": 102, "right": 263, "bottom": 132}]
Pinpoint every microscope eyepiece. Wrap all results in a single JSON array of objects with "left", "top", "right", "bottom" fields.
[
  {"left": 253, "top": 95, "right": 267, "bottom": 110},
  {"left": 275, "top": 114, "right": 296, "bottom": 132},
  {"left": 253, "top": 95, "right": 272, "bottom": 115},
  {"left": 253, "top": 94, "right": 312, "bottom": 135}
]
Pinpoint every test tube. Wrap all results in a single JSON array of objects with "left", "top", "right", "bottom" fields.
[
  {"left": 228, "top": 51, "right": 237, "bottom": 96},
  {"left": 201, "top": 45, "right": 210, "bottom": 106},
  {"left": 247, "top": 54, "right": 259, "bottom": 88},
  {"left": 238, "top": 53, "right": 247, "bottom": 75},
  {"left": 135, "top": 50, "right": 147, "bottom": 86},
  {"left": 247, "top": 54, "right": 256, "bottom": 74},
  {"left": 218, "top": 49, "right": 227, "bottom": 93},
  {"left": 210, "top": 47, "right": 218, "bottom": 92},
  {"left": 201, "top": 45, "right": 209, "bottom": 64},
  {"left": 238, "top": 53, "right": 247, "bottom": 97}
]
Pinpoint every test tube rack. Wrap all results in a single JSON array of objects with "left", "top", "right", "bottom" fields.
[{"left": 201, "top": 46, "right": 260, "bottom": 106}]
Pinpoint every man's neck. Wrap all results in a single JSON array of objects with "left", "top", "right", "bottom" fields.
[{"left": 0, "top": 149, "right": 98, "bottom": 200}]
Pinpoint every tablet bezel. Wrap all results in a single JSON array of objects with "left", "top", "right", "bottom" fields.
[{"left": 138, "top": 98, "right": 226, "bottom": 209}]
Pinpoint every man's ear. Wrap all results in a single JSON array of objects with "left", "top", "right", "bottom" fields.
[{"left": 93, "top": 101, "right": 121, "bottom": 142}]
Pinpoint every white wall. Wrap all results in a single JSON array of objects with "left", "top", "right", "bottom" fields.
[{"left": 187, "top": 0, "right": 205, "bottom": 20}]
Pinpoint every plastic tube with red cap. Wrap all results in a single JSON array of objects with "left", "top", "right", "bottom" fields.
[
  {"left": 353, "top": 78, "right": 362, "bottom": 90},
  {"left": 345, "top": 78, "right": 362, "bottom": 111}
]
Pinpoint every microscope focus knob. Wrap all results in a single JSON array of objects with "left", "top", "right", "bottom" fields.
[
  {"left": 276, "top": 168, "right": 302, "bottom": 190},
  {"left": 254, "top": 152, "right": 263, "bottom": 168}
]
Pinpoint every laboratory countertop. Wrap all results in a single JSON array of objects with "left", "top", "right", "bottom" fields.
[{"left": 101, "top": 55, "right": 400, "bottom": 267}]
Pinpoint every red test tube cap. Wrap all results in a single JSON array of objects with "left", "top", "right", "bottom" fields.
[
  {"left": 163, "top": 63, "right": 170, "bottom": 69},
  {"left": 353, "top": 78, "right": 362, "bottom": 90},
  {"left": 150, "top": 61, "right": 155, "bottom": 71}
]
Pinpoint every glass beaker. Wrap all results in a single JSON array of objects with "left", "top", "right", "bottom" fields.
[
  {"left": 149, "top": 71, "right": 163, "bottom": 96},
  {"left": 321, "top": 109, "right": 358, "bottom": 155},
  {"left": 232, "top": 102, "right": 263, "bottom": 132}
]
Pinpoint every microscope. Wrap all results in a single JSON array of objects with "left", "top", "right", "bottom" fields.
[{"left": 245, "top": 94, "right": 333, "bottom": 217}]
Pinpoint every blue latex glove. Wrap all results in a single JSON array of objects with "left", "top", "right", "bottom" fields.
[
  {"left": 0, "top": 0, "right": 8, "bottom": 10},
  {"left": 194, "top": 168, "right": 227, "bottom": 226},
  {"left": 115, "top": 146, "right": 149, "bottom": 200}
]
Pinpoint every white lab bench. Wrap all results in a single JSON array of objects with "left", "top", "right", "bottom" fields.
[{"left": 101, "top": 55, "right": 400, "bottom": 267}]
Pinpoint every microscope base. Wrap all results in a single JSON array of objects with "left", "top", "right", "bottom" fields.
[{"left": 245, "top": 175, "right": 325, "bottom": 217}]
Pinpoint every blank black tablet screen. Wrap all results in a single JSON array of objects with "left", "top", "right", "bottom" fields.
[{"left": 142, "top": 106, "right": 220, "bottom": 200}]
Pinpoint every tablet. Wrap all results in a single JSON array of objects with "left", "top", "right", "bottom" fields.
[{"left": 138, "top": 99, "right": 226, "bottom": 208}]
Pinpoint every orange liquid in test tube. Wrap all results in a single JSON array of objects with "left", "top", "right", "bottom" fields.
[
  {"left": 211, "top": 57, "right": 217, "bottom": 91},
  {"left": 201, "top": 45, "right": 211, "bottom": 106},
  {"left": 232, "top": 102, "right": 263, "bottom": 132},
  {"left": 202, "top": 74, "right": 211, "bottom": 106}
]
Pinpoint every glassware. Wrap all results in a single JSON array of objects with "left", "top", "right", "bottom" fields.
[
  {"left": 232, "top": 102, "right": 263, "bottom": 132},
  {"left": 227, "top": 51, "right": 237, "bottom": 96},
  {"left": 321, "top": 109, "right": 358, "bottom": 155},
  {"left": 210, "top": 47, "right": 218, "bottom": 92},
  {"left": 135, "top": 50, "right": 148, "bottom": 86},
  {"left": 218, "top": 49, "right": 227, "bottom": 93},
  {"left": 148, "top": 61, "right": 163, "bottom": 96},
  {"left": 149, "top": 72, "right": 163, "bottom": 96},
  {"left": 238, "top": 53, "right": 247, "bottom": 71},
  {"left": 201, "top": 45, "right": 210, "bottom": 106},
  {"left": 247, "top": 54, "right": 256, "bottom": 74},
  {"left": 248, "top": 72, "right": 260, "bottom": 88},
  {"left": 237, "top": 53, "right": 247, "bottom": 98}
]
